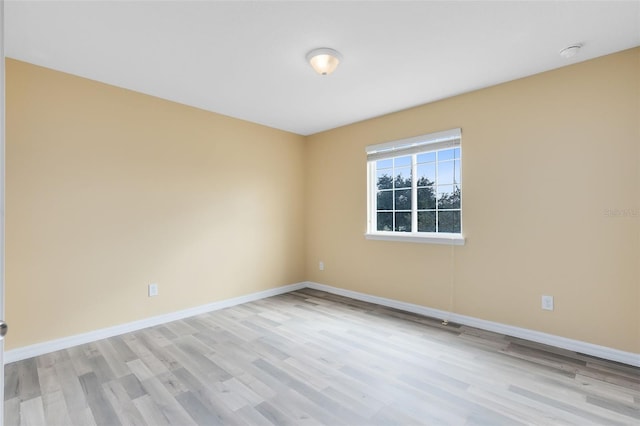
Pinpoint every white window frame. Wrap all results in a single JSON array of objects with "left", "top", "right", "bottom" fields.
[{"left": 365, "top": 128, "right": 465, "bottom": 245}]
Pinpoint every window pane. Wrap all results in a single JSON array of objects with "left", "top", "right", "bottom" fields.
[
  {"left": 394, "top": 189, "right": 411, "bottom": 210},
  {"left": 376, "top": 171, "right": 393, "bottom": 190},
  {"left": 370, "top": 138, "right": 461, "bottom": 236},
  {"left": 417, "top": 163, "right": 435, "bottom": 185},
  {"left": 439, "top": 148, "right": 456, "bottom": 161},
  {"left": 417, "top": 187, "right": 436, "bottom": 209},
  {"left": 418, "top": 211, "right": 436, "bottom": 232},
  {"left": 417, "top": 152, "right": 436, "bottom": 164},
  {"left": 394, "top": 212, "right": 411, "bottom": 232},
  {"left": 437, "top": 185, "right": 461, "bottom": 209},
  {"left": 376, "top": 159, "right": 392, "bottom": 169},
  {"left": 394, "top": 167, "right": 412, "bottom": 188},
  {"left": 377, "top": 212, "right": 393, "bottom": 231},
  {"left": 377, "top": 190, "right": 393, "bottom": 210},
  {"left": 438, "top": 160, "right": 455, "bottom": 184},
  {"left": 438, "top": 211, "right": 461, "bottom": 233},
  {"left": 394, "top": 156, "right": 411, "bottom": 167}
]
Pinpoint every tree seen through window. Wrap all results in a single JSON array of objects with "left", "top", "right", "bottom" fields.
[{"left": 375, "top": 148, "right": 461, "bottom": 233}]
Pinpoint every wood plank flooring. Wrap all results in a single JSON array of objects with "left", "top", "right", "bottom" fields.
[{"left": 5, "top": 289, "right": 640, "bottom": 425}]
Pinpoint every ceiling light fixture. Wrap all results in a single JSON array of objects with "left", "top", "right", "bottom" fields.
[
  {"left": 559, "top": 44, "right": 583, "bottom": 59},
  {"left": 306, "top": 48, "right": 342, "bottom": 76}
]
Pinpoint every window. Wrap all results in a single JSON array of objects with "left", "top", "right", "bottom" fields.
[{"left": 366, "top": 128, "right": 464, "bottom": 245}]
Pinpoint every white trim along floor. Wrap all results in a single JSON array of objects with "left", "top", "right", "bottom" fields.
[{"left": 5, "top": 281, "right": 639, "bottom": 367}]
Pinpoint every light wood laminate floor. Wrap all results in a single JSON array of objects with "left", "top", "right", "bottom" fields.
[{"left": 5, "top": 289, "right": 640, "bottom": 425}]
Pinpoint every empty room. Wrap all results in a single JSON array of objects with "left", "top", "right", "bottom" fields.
[{"left": 1, "top": 1, "right": 639, "bottom": 425}]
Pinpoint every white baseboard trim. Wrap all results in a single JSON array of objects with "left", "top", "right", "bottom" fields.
[
  {"left": 304, "top": 281, "right": 640, "bottom": 367},
  {"left": 6, "top": 280, "right": 638, "bottom": 367},
  {"left": 5, "top": 282, "right": 306, "bottom": 364}
]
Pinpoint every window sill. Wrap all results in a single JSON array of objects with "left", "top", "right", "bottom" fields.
[{"left": 365, "top": 232, "right": 465, "bottom": 245}]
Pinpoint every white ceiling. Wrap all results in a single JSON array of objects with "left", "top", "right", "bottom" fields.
[{"left": 5, "top": 1, "right": 640, "bottom": 136}]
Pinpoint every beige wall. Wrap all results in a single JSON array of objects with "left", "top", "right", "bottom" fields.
[
  {"left": 6, "top": 48, "right": 640, "bottom": 355},
  {"left": 305, "top": 48, "right": 640, "bottom": 353},
  {"left": 6, "top": 59, "right": 306, "bottom": 350}
]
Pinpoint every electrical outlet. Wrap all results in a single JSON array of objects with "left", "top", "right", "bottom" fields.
[
  {"left": 149, "top": 283, "right": 159, "bottom": 297},
  {"left": 541, "top": 295, "right": 554, "bottom": 311},
  {"left": 319, "top": 261, "right": 324, "bottom": 271}
]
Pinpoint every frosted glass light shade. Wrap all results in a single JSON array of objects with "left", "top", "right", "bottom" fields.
[{"left": 306, "top": 48, "right": 342, "bottom": 75}]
